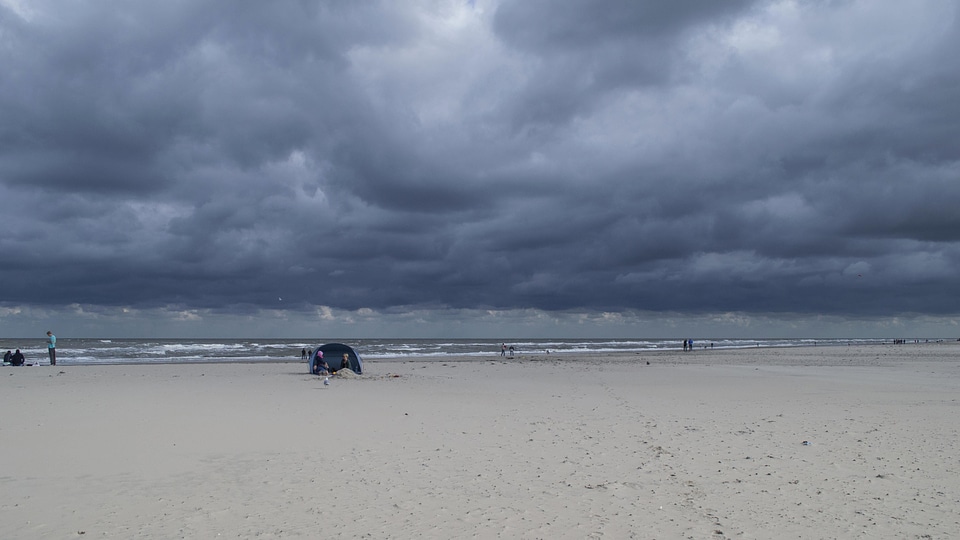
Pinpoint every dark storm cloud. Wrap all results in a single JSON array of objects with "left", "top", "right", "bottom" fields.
[
  {"left": 1, "top": 0, "right": 959, "bottom": 334},
  {"left": 490, "top": 0, "right": 761, "bottom": 128}
]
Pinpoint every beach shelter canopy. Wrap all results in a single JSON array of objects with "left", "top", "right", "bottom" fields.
[{"left": 313, "top": 343, "right": 363, "bottom": 374}]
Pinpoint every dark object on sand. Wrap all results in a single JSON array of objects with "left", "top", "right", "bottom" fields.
[{"left": 313, "top": 343, "right": 363, "bottom": 374}]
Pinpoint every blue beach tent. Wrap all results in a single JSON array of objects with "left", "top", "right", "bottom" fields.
[{"left": 309, "top": 343, "right": 363, "bottom": 374}]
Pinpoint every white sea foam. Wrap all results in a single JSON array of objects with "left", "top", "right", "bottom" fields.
[{"left": 0, "top": 337, "right": 927, "bottom": 365}]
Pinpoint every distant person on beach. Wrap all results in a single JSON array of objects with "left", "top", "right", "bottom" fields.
[
  {"left": 3, "top": 350, "right": 11, "bottom": 364},
  {"left": 501, "top": 343, "right": 506, "bottom": 357},
  {"left": 509, "top": 345, "right": 515, "bottom": 357},
  {"left": 46, "top": 331, "right": 56, "bottom": 365},
  {"left": 682, "top": 339, "right": 688, "bottom": 351},
  {"left": 10, "top": 349, "right": 25, "bottom": 366},
  {"left": 301, "top": 348, "right": 307, "bottom": 360},
  {"left": 339, "top": 353, "right": 350, "bottom": 372}
]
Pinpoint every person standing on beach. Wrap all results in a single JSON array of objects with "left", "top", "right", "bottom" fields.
[
  {"left": 46, "top": 331, "right": 56, "bottom": 365},
  {"left": 501, "top": 343, "right": 507, "bottom": 357}
]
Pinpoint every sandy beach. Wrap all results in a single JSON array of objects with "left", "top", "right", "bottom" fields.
[{"left": 2, "top": 343, "right": 959, "bottom": 539}]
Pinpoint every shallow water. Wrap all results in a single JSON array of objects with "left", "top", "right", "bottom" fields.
[{"left": 0, "top": 337, "right": 912, "bottom": 365}]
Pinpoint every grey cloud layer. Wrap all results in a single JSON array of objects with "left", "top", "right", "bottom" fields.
[{"left": 1, "top": 0, "right": 958, "bottom": 321}]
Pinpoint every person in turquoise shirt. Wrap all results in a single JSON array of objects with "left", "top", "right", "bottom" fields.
[{"left": 46, "top": 331, "right": 56, "bottom": 366}]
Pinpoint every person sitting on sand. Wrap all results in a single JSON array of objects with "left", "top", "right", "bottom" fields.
[
  {"left": 10, "top": 349, "right": 25, "bottom": 366},
  {"left": 311, "top": 351, "right": 330, "bottom": 375},
  {"left": 313, "top": 358, "right": 330, "bottom": 375},
  {"left": 339, "top": 353, "right": 350, "bottom": 372},
  {"left": 3, "top": 350, "right": 11, "bottom": 364}
]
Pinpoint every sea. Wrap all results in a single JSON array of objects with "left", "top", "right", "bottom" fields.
[{"left": 0, "top": 337, "right": 903, "bottom": 365}]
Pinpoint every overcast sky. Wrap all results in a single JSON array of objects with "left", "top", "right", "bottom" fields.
[{"left": 1, "top": 0, "right": 958, "bottom": 338}]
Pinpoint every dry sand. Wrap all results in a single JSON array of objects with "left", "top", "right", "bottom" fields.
[{"left": 1, "top": 343, "right": 959, "bottom": 539}]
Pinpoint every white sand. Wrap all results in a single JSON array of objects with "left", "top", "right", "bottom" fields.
[{"left": 2, "top": 343, "right": 959, "bottom": 538}]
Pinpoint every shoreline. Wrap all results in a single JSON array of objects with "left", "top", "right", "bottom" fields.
[{"left": 7, "top": 340, "right": 957, "bottom": 367}]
